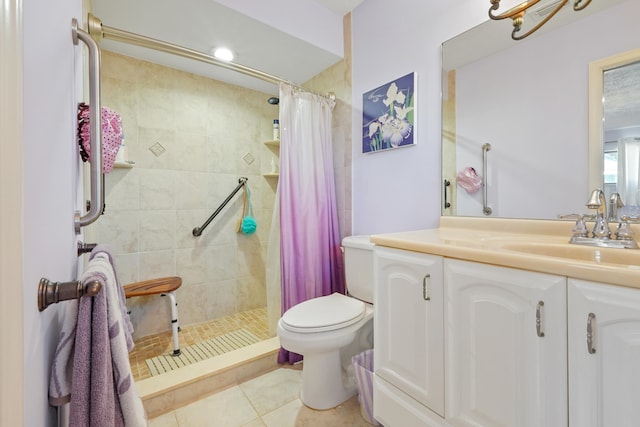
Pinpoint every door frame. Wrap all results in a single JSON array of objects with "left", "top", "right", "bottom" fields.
[{"left": 0, "top": 0, "right": 25, "bottom": 425}]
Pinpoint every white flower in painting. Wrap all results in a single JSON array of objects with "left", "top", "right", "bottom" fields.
[
  {"left": 368, "top": 121, "right": 380, "bottom": 138},
  {"left": 381, "top": 117, "right": 412, "bottom": 147},
  {"left": 383, "top": 82, "right": 406, "bottom": 107},
  {"left": 369, "top": 113, "right": 390, "bottom": 138},
  {"left": 395, "top": 105, "right": 414, "bottom": 120}
]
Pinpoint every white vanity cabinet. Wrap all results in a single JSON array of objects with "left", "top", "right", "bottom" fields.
[
  {"left": 374, "top": 247, "right": 445, "bottom": 426},
  {"left": 445, "top": 259, "right": 568, "bottom": 427},
  {"left": 372, "top": 243, "right": 640, "bottom": 427},
  {"left": 568, "top": 279, "right": 640, "bottom": 427}
]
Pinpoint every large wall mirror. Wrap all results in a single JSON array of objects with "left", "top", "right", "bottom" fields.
[
  {"left": 589, "top": 49, "right": 640, "bottom": 219},
  {"left": 442, "top": 0, "right": 640, "bottom": 220}
]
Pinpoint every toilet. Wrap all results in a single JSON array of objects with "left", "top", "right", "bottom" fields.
[{"left": 277, "top": 235, "right": 375, "bottom": 410}]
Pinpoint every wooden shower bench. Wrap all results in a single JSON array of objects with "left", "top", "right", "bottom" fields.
[{"left": 123, "top": 276, "right": 182, "bottom": 356}]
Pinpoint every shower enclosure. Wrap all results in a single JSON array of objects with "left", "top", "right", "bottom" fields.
[
  {"left": 81, "top": 13, "right": 352, "bottom": 383},
  {"left": 85, "top": 50, "right": 280, "bottom": 378}
]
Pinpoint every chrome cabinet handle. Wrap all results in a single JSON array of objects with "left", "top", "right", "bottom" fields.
[
  {"left": 422, "top": 274, "right": 431, "bottom": 301},
  {"left": 72, "top": 18, "right": 104, "bottom": 233},
  {"left": 536, "top": 301, "right": 545, "bottom": 337},
  {"left": 587, "top": 313, "right": 596, "bottom": 354}
]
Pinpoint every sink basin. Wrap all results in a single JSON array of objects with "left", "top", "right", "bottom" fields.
[{"left": 500, "top": 242, "right": 640, "bottom": 266}]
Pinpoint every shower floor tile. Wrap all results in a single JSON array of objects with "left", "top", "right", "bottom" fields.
[{"left": 129, "top": 307, "right": 272, "bottom": 381}]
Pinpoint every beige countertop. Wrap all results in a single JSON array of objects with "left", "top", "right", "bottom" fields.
[{"left": 371, "top": 216, "right": 640, "bottom": 289}]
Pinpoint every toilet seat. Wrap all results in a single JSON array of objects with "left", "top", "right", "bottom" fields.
[{"left": 281, "top": 293, "right": 366, "bottom": 333}]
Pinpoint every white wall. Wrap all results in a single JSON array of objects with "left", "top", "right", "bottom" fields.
[
  {"left": 22, "top": 0, "right": 82, "bottom": 424},
  {"left": 351, "top": 0, "right": 640, "bottom": 232},
  {"left": 351, "top": 0, "right": 489, "bottom": 234}
]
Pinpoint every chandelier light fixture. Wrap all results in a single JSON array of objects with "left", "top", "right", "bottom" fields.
[{"left": 489, "top": 0, "right": 592, "bottom": 40}]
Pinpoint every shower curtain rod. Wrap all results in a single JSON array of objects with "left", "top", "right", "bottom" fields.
[{"left": 87, "top": 14, "right": 335, "bottom": 100}]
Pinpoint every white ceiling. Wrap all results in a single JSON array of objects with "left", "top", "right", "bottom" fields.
[
  {"left": 313, "top": 0, "right": 364, "bottom": 15},
  {"left": 91, "top": 0, "right": 364, "bottom": 95},
  {"left": 604, "top": 60, "right": 640, "bottom": 132}
]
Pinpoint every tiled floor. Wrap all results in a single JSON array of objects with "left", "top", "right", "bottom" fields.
[
  {"left": 131, "top": 308, "right": 377, "bottom": 425},
  {"left": 147, "top": 367, "right": 376, "bottom": 427},
  {"left": 129, "top": 307, "right": 272, "bottom": 381}
]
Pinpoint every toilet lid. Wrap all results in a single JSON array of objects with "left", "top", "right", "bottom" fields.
[{"left": 281, "top": 293, "right": 366, "bottom": 333}]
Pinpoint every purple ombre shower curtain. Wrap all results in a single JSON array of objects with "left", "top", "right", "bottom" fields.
[{"left": 277, "top": 83, "right": 345, "bottom": 364}]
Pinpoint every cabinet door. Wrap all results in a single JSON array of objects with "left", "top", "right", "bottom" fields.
[
  {"left": 445, "top": 259, "right": 567, "bottom": 427},
  {"left": 569, "top": 279, "right": 640, "bottom": 427},
  {"left": 374, "top": 247, "right": 444, "bottom": 416}
]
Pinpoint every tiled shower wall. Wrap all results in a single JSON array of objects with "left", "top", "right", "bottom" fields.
[
  {"left": 93, "top": 51, "right": 279, "bottom": 339},
  {"left": 92, "top": 46, "right": 352, "bottom": 340}
]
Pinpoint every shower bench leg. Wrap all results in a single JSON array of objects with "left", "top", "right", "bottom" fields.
[
  {"left": 162, "top": 291, "right": 181, "bottom": 356},
  {"left": 123, "top": 276, "right": 182, "bottom": 357}
]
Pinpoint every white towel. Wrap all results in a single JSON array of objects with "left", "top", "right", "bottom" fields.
[
  {"left": 49, "top": 249, "right": 147, "bottom": 426},
  {"left": 48, "top": 298, "right": 78, "bottom": 407}
]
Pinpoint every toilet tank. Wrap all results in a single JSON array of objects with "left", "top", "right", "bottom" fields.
[{"left": 342, "top": 235, "right": 375, "bottom": 304}]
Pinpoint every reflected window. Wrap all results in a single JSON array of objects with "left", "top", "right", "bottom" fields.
[{"left": 604, "top": 149, "right": 618, "bottom": 184}]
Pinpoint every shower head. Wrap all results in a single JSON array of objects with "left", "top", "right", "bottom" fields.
[{"left": 267, "top": 97, "right": 279, "bottom": 105}]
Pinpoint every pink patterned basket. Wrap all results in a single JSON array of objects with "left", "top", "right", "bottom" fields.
[{"left": 77, "top": 102, "right": 123, "bottom": 174}]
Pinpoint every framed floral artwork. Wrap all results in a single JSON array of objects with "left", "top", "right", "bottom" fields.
[{"left": 362, "top": 72, "right": 416, "bottom": 153}]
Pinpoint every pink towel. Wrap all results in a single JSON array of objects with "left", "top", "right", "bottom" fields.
[{"left": 49, "top": 248, "right": 146, "bottom": 426}]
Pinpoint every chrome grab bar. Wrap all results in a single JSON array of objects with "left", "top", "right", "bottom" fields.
[
  {"left": 72, "top": 18, "right": 104, "bottom": 233},
  {"left": 482, "top": 143, "right": 492, "bottom": 216}
]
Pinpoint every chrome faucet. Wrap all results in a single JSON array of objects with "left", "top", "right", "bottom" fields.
[
  {"left": 567, "top": 189, "right": 638, "bottom": 249},
  {"left": 609, "top": 192, "right": 624, "bottom": 222},
  {"left": 586, "top": 188, "right": 611, "bottom": 239}
]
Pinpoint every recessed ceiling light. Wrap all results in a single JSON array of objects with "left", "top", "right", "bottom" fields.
[{"left": 212, "top": 47, "right": 234, "bottom": 62}]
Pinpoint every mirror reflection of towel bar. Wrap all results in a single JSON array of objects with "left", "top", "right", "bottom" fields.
[{"left": 482, "top": 143, "right": 492, "bottom": 216}]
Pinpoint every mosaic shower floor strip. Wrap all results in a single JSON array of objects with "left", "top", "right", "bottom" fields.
[
  {"left": 145, "top": 328, "right": 261, "bottom": 376},
  {"left": 129, "top": 307, "right": 271, "bottom": 381}
]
